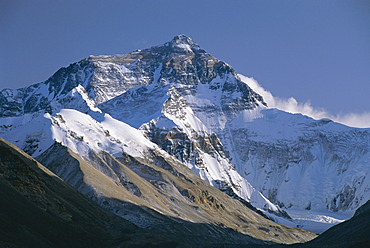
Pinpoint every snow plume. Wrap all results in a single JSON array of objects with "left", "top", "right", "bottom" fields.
[
  {"left": 239, "top": 74, "right": 370, "bottom": 128},
  {"left": 334, "top": 112, "right": 370, "bottom": 129}
]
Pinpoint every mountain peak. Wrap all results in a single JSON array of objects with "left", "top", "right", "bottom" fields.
[
  {"left": 167, "top": 34, "right": 201, "bottom": 52},
  {"left": 171, "top": 34, "right": 195, "bottom": 44}
]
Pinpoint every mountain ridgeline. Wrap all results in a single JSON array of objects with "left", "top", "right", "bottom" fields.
[
  {"left": 1, "top": 35, "right": 369, "bottom": 246},
  {"left": 0, "top": 35, "right": 264, "bottom": 118}
]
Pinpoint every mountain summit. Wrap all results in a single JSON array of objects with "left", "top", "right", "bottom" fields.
[
  {"left": 171, "top": 34, "right": 198, "bottom": 44},
  {"left": 0, "top": 35, "right": 265, "bottom": 118},
  {"left": 1, "top": 35, "right": 369, "bottom": 236},
  {"left": 167, "top": 34, "right": 202, "bottom": 50}
]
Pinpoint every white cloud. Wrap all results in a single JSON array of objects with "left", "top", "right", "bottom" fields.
[{"left": 239, "top": 74, "right": 370, "bottom": 128}]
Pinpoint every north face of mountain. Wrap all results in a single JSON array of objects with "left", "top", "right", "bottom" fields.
[
  {"left": 0, "top": 35, "right": 280, "bottom": 219},
  {"left": 0, "top": 35, "right": 369, "bottom": 234}
]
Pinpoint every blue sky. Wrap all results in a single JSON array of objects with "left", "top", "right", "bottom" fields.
[{"left": 1, "top": 0, "right": 369, "bottom": 123}]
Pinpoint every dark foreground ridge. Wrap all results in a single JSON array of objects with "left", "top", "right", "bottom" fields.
[
  {"left": 290, "top": 199, "right": 370, "bottom": 248},
  {"left": 0, "top": 138, "right": 187, "bottom": 248},
  {"left": 213, "top": 200, "right": 370, "bottom": 248}
]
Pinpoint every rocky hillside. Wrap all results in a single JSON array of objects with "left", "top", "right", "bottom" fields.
[
  {"left": 0, "top": 138, "right": 316, "bottom": 247},
  {"left": 0, "top": 138, "right": 189, "bottom": 248}
]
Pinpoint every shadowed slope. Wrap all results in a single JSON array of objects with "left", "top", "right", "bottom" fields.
[{"left": 0, "top": 138, "right": 189, "bottom": 248}]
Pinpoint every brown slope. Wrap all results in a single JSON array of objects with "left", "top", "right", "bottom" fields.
[
  {"left": 0, "top": 138, "right": 191, "bottom": 248},
  {"left": 36, "top": 142, "right": 317, "bottom": 246}
]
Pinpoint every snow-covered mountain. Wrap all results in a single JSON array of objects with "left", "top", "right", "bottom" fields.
[{"left": 1, "top": 35, "right": 369, "bottom": 234}]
